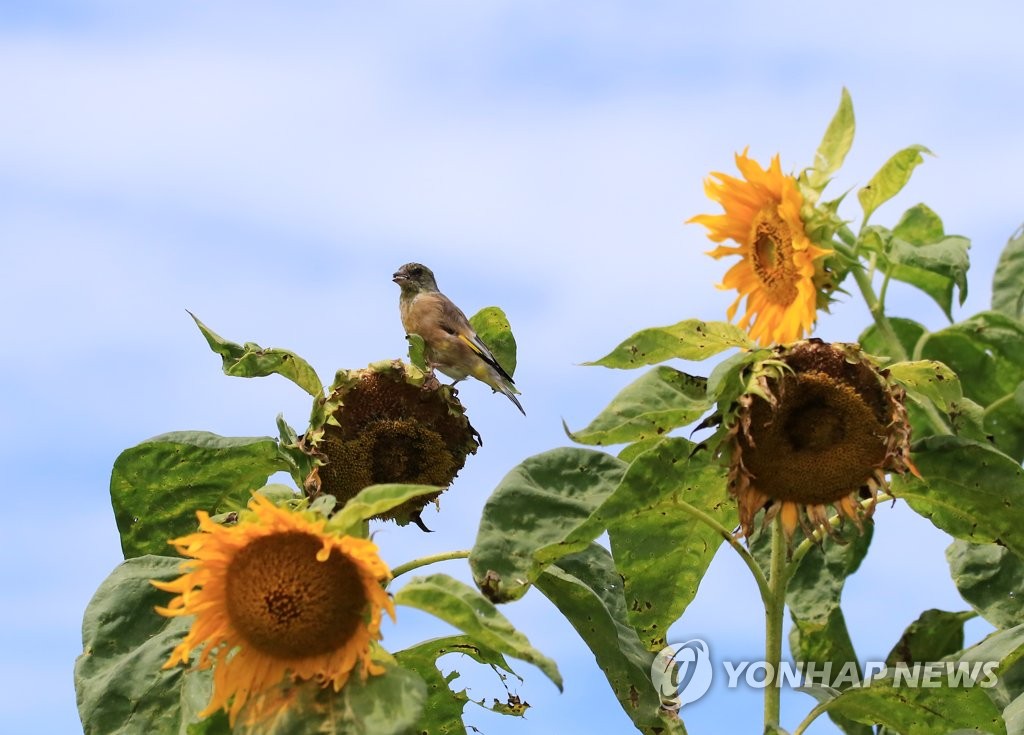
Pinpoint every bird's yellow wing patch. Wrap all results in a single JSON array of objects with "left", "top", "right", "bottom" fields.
[{"left": 458, "top": 333, "right": 485, "bottom": 356}]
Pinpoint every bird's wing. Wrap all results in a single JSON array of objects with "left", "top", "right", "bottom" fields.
[{"left": 438, "top": 296, "right": 516, "bottom": 385}]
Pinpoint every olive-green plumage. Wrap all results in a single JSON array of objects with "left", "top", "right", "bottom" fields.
[{"left": 393, "top": 262, "right": 525, "bottom": 415}]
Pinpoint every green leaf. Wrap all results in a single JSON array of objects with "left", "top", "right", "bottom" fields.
[
  {"left": 110, "top": 432, "right": 290, "bottom": 559},
  {"left": 984, "top": 382, "right": 1024, "bottom": 463},
  {"left": 807, "top": 87, "right": 855, "bottom": 193},
  {"left": 394, "top": 574, "right": 562, "bottom": 690},
  {"left": 327, "top": 483, "right": 447, "bottom": 536},
  {"left": 789, "top": 524, "right": 873, "bottom": 625},
  {"left": 888, "top": 360, "right": 963, "bottom": 412},
  {"left": 861, "top": 212, "right": 970, "bottom": 320},
  {"left": 889, "top": 234, "right": 970, "bottom": 319},
  {"left": 566, "top": 366, "right": 711, "bottom": 446},
  {"left": 893, "top": 436, "right": 1024, "bottom": 558},
  {"left": 886, "top": 609, "right": 975, "bottom": 666},
  {"left": 469, "top": 306, "right": 517, "bottom": 377},
  {"left": 892, "top": 242, "right": 969, "bottom": 320},
  {"left": 791, "top": 609, "right": 873, "bottom": 735},
  {"left": 534, "top": 545, "right": 686, "bottom": 735},
  {"left": 921, "top": 311, "right": 1024, "bottom": 407},
  {"left": 394, "top": 636, "right": 523, "bottom": 733},
  {"left": 405, "top": 333, "right": 428, "bottom": 371},
  {"left": 993, "top": 224, "right": 1024, "bottom": 320},
  {"left": 858, "top": 145, "right": 932, "bottom": 224},
  {"left": 469, "top": 448, "right": 626, "bottom": 602},
  {"left": 956, "top": 624, "right": 1024, "bottom": 673},
  {"left": 893, "top": 201, "right": 946, "bottom": 244},
  {"left": 858, "top": 317, "right": 927, "bottom": 361},
  {"left": 617, "top": 437, "right": 667, "bottom": 463},
  {"left": 275, "top": 414, "right": 316, "bottom": 489},
  {"left": 492, "top": 439, "right": 730, "bottom": 651},
  {"left": 825, "top": 676, "right": 1006, "bottom": 735},
  {"left": 75, "top": 556, "right": 212, "bottom": 735},
  {"left": 190, "top": 312, "right": 323, "bottom": 398},
  {"left": 604, "top": 440, "right": 734, "bottom": 650},
  {"left": 706, "top": 348, "right": 769, "bottom": 406},
  {"left": 947, "top": 540, "right": 1024, "bottom": 629},
  {"left": 586, "top": 319, "right": 753, "bottom": 369},
  {"left": 259, "top": 663, "right": 427, "bottom": 735}
]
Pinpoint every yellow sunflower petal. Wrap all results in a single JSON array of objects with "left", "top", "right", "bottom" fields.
[
  {"left": 690, "top": 150, "right": 831, "bottom": 345},
  {"left": 152, "top": 493, "right": 393, "bottom": 726}
]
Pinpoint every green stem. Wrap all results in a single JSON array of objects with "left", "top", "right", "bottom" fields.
[
  {"left": 834, "top": 229, "right": 953, "bottom": 437},
  {"left": 763, "top": 516, "right": 789, "bottom": 730},
  {"left": 388, "top": 550, "right": 470, "bottom": 585},
  {"left": 792, "top": 700, "right": 832, "bottom": 735},
  {"left": 675, "top": 499, "right": 772, "bottom": 606}
]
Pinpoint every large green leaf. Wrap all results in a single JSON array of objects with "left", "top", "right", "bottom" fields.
[
  {"left": 823, "top": 676, "right": 1006, "bottom": 735},
  {"left": 490, "top": 439, "right": 730, "bottom": 650},
  {"left": 394, "top": 574, "right": 562, "bottom": 690},
  {"left": 566, "top": 366, "right": 711, "bottom": 446},
  {"left": 603, "top": 440, "right": 734, "bottom": 650},
  {"left": 394, "top": 636, "right": 524, "bottom": 733},
  {"left": 805, "top": 87, "right": 855, "bottom": 194},
  {"left": 947, "top": 540, "right": 1024, "bottom": 630},
  {"left": 955, "top": 624, "right": 1024, "bottom": 674},
  {"left": 75, "top": 556, "right": 212, "bottom": 735},
  {"left": 953, "top": 626, "right": 1024, "bottom": 735},
  {"left": 258, "top": 663, "right": 427, "bottom": 735},
  {"left": 984, "top": 381, "right": 1024, "bottom": 463},
  {"left": 469, "top": 448, "right": 626, "bottom": 603},
  {"left": 791, "top": 609, "right": 872, "bottom": 735},
  {"left": 469, "top": 306, "right": 518, "bottom": 378},
  {"left": 534, "top": 545, "right": 686, "bottom": 735},
  {"left": 886, "top": 609, "right": 975, "bottom": 666},
  {"left": 920, "top": 311, "right": 1024, "bottom": 407},
  {"left": 858, "top": 146, "right": 932, "bottom": 224},
  {"left": 191, "top": 312, "right": 323, "bottom": 398},
  {"left": 993, "top": 225, "right": 1024, "bottom": 320},
  {"left": 893, "top": 436, "right": 1024, "bottom": 558},
  {"left": 110, "top": 432, "right": 290, "bottom": 559},
  {"left": 586, "top": 320, "right": 753, "bottom": 369},
  {"left": 787, "top": 524, "right": 874, "bottom": 735}
]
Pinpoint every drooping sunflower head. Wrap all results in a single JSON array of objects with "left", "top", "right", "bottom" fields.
[
  {"left": 689, "top": 150, "right": 832, "bottom": 345},
  {"left": 724, "top": 340, "right": 916, "bottom": 541},
  {"left": 153, "top": 493, "right": 394, "bottom": 725},
  {"left": 312, "top": 360, "right": 480, "bottom": 526}
]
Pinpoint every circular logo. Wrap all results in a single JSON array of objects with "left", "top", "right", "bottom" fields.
[{"left": 651, "top": 639, "right": 713, "bottom": 710}]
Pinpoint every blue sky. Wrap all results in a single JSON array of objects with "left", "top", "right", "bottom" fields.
[{"left": 2, "top": 2, "right": 1023, "bottom": 733}]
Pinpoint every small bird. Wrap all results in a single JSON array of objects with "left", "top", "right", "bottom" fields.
[{"left": 393, "top": 262, "right": 525, "bottom": 415}]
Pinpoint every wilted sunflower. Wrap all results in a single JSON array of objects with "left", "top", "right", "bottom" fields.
[
  {"left": 311, "top": 360, "right": 480, "bottom": 529},
  {"left": 153, "top": 493, "right": 394, "bottom": 725},
  {"left": 724, "top": 340, "right": 917, "bottom": 541},
  {"left": 689, "top": 150, "right": 831, "bottom": 345}
]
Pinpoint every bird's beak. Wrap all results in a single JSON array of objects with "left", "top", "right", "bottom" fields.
[{"left": 392, "top": 272, "right": 406, "bottom": 284}]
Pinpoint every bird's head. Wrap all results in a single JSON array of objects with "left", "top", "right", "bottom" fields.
[{"left": 392, "top": 262, "right": 439, "bottom": 293}]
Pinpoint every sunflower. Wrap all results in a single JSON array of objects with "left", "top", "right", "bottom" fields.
[
  {"left": 724, "top": 340, "right": 917, "bottom": 541},
  {"left": 689, "top": 150, "right": 831, "bottom": 345},
  {"left": 153, "top": 493, "right": 394, "bottom": 725},
  {"left": 311, "top": 360, "right": 480, "bottom": 529}
]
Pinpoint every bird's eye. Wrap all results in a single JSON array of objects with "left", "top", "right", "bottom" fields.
[{"left": 411, "top": 267, "right": 422, "bottom": 276}]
